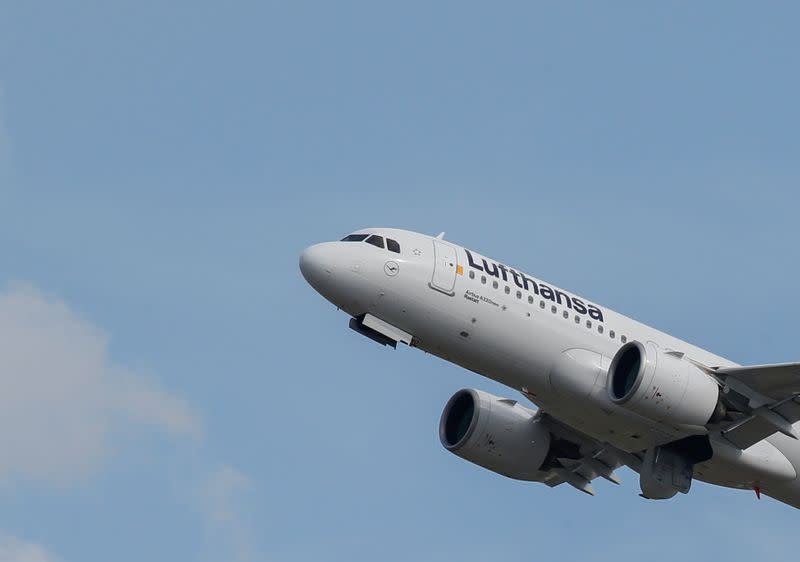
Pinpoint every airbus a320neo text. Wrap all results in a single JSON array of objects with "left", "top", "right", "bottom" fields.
[{"left": 300, "top": 228, "right": 800, "bottom": 508}]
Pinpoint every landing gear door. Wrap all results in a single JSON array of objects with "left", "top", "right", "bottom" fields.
[{"left": 430, "top": 239, "right": 458, "bottom": 296}]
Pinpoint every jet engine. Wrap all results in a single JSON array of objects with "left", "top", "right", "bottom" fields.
[
  {"left": 608, "top": 341, "right": 721, "bottom": 428},
  {"left": 439, "top": 389, "right": 551, "bottom": 480}
]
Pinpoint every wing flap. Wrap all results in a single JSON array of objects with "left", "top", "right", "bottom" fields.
[
  {"left": 720, "top": 415, "right": 779, "bottom": 449},
  {"left": 717, "top": 392, "right": 800, "bottom": 449},
  {"left": 774, "top": 398, "right": 800, "bottom": 421}
]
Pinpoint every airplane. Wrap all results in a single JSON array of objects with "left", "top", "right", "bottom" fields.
[{"left": 299, "top": 228, "right": 800, "bottom": 508}]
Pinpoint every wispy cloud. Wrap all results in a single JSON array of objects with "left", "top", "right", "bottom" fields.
[
  {"left": 0, "top": 534, "right": 60, "bottom": 562},
  {"left": 0, "top": 283, "right": 200, "bottom": 486},
  {"left": 0, "top": 283, "right": 262, "bottom": 561},
  {"left": 196, "top": 465, "right": 258, "bottom": 562}
]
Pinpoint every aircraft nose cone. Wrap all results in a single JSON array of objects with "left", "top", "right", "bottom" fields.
[{"left": 299, "top": 243, "right": 334, "bottom": 286}]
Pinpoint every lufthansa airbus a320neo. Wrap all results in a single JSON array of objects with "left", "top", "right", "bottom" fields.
[{"left": 300, "top": 228, "right": 800, "bottom": 508}]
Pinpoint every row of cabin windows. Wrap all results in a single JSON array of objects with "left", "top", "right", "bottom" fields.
[
  {"left": 341, "top": 233, "right": 401, "bottom": 254},
  {"left": 468, "top": 269, "right": 628, "bottom": 343}
]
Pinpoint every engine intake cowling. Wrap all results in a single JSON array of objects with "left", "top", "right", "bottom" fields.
[
  {"left": 608, "top": 341, "right": 720, "bottom": 427},
  {"left": 439, "top": 389, "right": 551, "bottom": 481}
]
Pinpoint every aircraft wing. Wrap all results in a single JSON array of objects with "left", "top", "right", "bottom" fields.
[
  {"left": 711, "top": 363, "right": 800, "bottom": 449},
  {"left": 716, "top": 362, "right": 800, "bottom": 399}
]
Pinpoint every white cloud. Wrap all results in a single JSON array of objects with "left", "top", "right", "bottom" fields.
[
  {"left": 0, "top": 284, "right": 199, "bottom": 486},
  {"left": 0, "top": 535, "right": 59, "bottom": 562},
  {"left": 196, "top": 465, "right": 257, "bottom": 562}
]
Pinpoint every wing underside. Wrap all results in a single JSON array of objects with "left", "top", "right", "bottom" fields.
[
  {"left": 710, "top": 362, "right": 800, "bottom": 449},
  {"left": 523, "top": 398, "right": 634, "bottom": 495}
]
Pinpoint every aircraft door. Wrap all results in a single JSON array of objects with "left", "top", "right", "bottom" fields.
[{"left": 430, "top": 239, "right": 458, "bottom": 295}]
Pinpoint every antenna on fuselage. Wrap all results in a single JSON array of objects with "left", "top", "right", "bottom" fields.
[{"left": 435, "top": 232, "right": 446, "bottom": 240}]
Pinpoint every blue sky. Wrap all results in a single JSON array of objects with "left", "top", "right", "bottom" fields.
[{"left": 1, "top": 2, "right": 799, "bottom": 561}]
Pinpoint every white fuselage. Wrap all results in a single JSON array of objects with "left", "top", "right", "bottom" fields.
[{"left": 300, "top": 227, "right": 800, "bottom": 508}]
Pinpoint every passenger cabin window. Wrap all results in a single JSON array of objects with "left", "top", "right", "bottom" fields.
[
  {"left": 621, "top": 335, "right": 628, "bottom": 343},
  {"left": 386, "top": 238, "right": 401, "bottom": 254},
  {"left": 365, "top": 235, "right": 384, "bottom": 249},
  {"left": 341, "top": 234, "right": 369, "bottom": 242},
  {"left": 469, "top": 271, "right": 475, "bottom": 279}
]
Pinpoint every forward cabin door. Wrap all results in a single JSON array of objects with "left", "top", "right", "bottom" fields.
[{"left": 430, "top": 239, "right": 458, "bottom": 295}]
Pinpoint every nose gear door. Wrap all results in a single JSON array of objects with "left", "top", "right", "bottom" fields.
[{"left": 430, "top": 239, "right": 458, "bottom": 295}]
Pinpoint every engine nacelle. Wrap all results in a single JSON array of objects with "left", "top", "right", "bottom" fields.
[
  {"left": 639, "top": 446, "right": 692, "bottom": 500},
  {"left": 439, "top": 389, "right": 551, "bottom": 481},
  {"left": 608, "top": 341, "right": 720, "bottom": 428}
]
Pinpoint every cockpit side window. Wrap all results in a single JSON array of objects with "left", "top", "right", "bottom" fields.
[
  {"left": 365, "top": 235, "right": 385, "bottom": 249},
  {"left": 341, "top": 234, "right": 369, "bottom": 242},
  {"left": 386, "top": 238, "right": 400, "bottom": 254}
]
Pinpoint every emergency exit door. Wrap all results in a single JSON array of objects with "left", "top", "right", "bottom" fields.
[{"left": 430, "top": 239, "right": 458, "bottom": 295}]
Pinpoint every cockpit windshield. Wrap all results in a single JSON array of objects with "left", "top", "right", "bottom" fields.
[
  {"left": 365, "top": 235, "right": 384, "bottom": 249},
  {"left": 340, "top": 234, "right": 369, "bottom": 242},
  {"left": 340, "top": 233, "right": 401, "bottom": 254}
]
